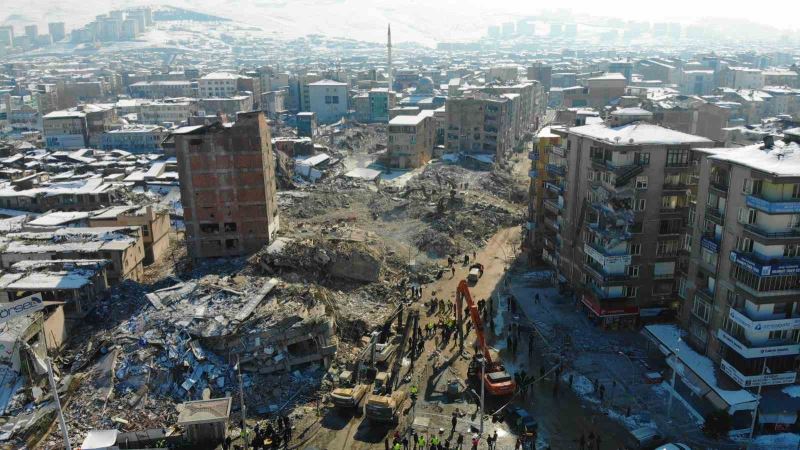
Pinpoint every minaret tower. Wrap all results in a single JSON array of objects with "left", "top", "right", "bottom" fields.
[{"left": 387, "top": 24, "right": 393, "bottom": 122}]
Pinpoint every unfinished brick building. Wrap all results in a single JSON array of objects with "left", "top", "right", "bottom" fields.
[{"left": 173, "top": 111, "right": 279, "bottom": 259}]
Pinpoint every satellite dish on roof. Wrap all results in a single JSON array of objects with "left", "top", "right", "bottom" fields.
[{"left": 629, "top": 138, "right": 635, "bottom": 143}]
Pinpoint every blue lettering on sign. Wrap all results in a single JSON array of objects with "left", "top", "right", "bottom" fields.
[
  {"left": 731, "top": 251, "right": 800, "bottom": 276},
  {"left": 701, "top": 237, "right": 719, "bottom": 253}
]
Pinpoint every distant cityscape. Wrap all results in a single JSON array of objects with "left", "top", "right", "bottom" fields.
[{"left": 0, "top": 4, "right": 799, "bottom": 450}]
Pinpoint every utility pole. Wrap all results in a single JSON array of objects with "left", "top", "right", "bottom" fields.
[
  {"left": 749, "top": 358, "right": 768, "bottom": 440},
  {"left": 47, "top": 358, "right": 71, "bottom": 450},
  {"left": 237, "top": 356, "right": 248, "bottom": 449}
]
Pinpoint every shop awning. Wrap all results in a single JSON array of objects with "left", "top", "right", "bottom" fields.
[{"left": 581, "top": 295, "right": 639, "bottom": 318}]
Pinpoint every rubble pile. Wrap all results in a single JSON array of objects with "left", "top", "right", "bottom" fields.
[
  {"left": 42, "top": 275, "right": 340, "bottom": 446},
  {"left": 480, "top": 168, "right": 528, "bottom": 203},
  {"left": 255, "top": 228, "right": 384, "bottom": 283},
  {"left": 417, "top": 200, "right": 523, "bottom": 257}
]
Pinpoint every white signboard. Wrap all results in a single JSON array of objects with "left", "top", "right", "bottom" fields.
[
  {"left": 717, "top": 329, "right": 800, "bottom": 359},
  {"left": 0, "top": 294, "right": 44, "bottom": 325},
  {"left": 721, "top": 360, "right": 797, "bottom": 388},
  {"left": 728, "top": 308, "right": 800, "bottom": 333}
]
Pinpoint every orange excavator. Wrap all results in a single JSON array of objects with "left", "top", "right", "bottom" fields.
[{"left": 456, "top": 280, "right": 516, "bottom": 396}]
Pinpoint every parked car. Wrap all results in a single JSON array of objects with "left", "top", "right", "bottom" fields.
[
  {"left": 656, "top": 444, "right": 691, "bottom": 450},
  {"left": 506, "top": 406, "right": 538, "bottom": 436}
]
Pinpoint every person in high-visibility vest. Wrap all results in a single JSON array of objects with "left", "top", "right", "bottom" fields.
[
  {"left": 393, "top": 442, "right": 402, "bottom": 450},
  {"left": 418, "top": 434, "right": 426, "bottom": 449},
  {"left": 409, "top": 384, "right": 418, "bottom": 399}
]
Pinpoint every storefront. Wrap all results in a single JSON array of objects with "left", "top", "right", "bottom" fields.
[
  {"left": 644, "top": 324, "right": 758, "bottom": 437},
  {"left": 580, "top": 295, "right": 639, "bottom": 330}
]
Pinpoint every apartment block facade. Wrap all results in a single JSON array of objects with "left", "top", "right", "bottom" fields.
[
  {"left": 548, "top": 118, "right": 711, "bottom": 328},
  {"left": 682, "top": 139, "right": 800, "bottom": 392},
  {"left": 173, "top": 111, "right": 279, "bottom": 259},
  {"left": 387, "top": 111, "right": 436, "bottom": 169},
  {"left": 445, "top": 94, "right": 513, "bottom": 163}
]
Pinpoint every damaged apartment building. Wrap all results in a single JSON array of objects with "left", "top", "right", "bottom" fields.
[
  {"left": 171, "top": 111, "right": 279, "bottom": 260},
  {"left": 545, "top": 110, "right": 712, "bottom": 328}
]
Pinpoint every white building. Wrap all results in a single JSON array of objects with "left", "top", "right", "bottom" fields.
[
  {"left": 198, "top": 72, "right": 240, "bottom": 98},
  {"left": 307, "top": 80, "right": 348, "bottom": 124},
  {"left": 727, "top": 67, "right": 765, "bottom": 91}
]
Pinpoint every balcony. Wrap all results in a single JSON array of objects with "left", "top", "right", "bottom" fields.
[
  {"left": 544, "top": 217, "right": 560, "bottom": 232},
  {"left": 700, "top": 234, "right": 721, "bottom": 254},
  {"left": 728, "top": 307, "right": 800, "bottom": 333},
  {"left": 717, "top": 328, "right": 800, "bottom": 359},
  {"left": 743, "top": 224, "right": 800, "bottom": 241},
  {"left": 746, "top": 194, "right": 800, "bottom": 214},
  {"left": 544, "top": 181, "right": 564, "bottom": 194},
  {"left": 695, "top": 287, "right": 715, "bottom": 303},
  {"left": 614, "top": 164, "right": 644, "bottom": 188},
  {"left": 543, "top": 199, "right": 561, "bottom": 214},
  {"left": 528, "top": 150, "right": 540, "bottom": 161},
  {"left": 709, "top": 180, "right": 729, "bottom": 194},
  {"left": 551, "top": 146, "right": 565, "bottom": 157},
  {"left": 583, "top": 261, "right": 631, "bottom": 284},
  {"left": 730, "top": 250, "right": 800, "bottom": 277},
  {"left": 546, "top": 163, "right": 566, "bottom": 177},
  {"left": 705, "top": 205, "right": 725, "bottom": 225},
  {"left": 662, "top": 182, "right": 688, "bottom": 193},
  {"left": 721, "top": 359, "right": 797, "bottom": 388}
]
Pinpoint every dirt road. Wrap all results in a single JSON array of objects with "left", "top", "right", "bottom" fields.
[{"left": 302, "top": 225, "right": 524, "bottom": 449}]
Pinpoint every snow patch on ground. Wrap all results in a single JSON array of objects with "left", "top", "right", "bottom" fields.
[
  {"left": 752, "top": 432, "right": 800, "bottom": 449},
  {"left": 562, "top": 372, "right": 595, "bottom": 397},
  {"left": 783, "top": 384, "right": 800, "bottom": 398}
]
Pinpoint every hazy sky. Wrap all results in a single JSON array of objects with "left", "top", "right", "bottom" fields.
[{"left": 2, "top": 0, "right": 798, "bottom": 45}]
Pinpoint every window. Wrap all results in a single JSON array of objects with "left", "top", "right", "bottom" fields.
[
  {"left": 793, "top": 184, "right": 800, "bottom": 199},
  {"left": 692, "top": 296, "right": 711, "bottom": 323},
  {"left": 224, "top": 222, "right": 238, "bottom": 232},
  {"left": 141, "top": 225, "right": 150, "bottom": 237},
  {"left": 666, "top": 148, "right": 689, "bottom": 166},
  {"left": 785, "top": 244, "right": 800, "bottom": 258},
  {"left": 200, "top": 223, "right": 219, "bottom": 234},
  {"left": 623, "top": 286, "right": 638, "bottom": 298},
  {"left": 635, "top": 152, "right": 650, "bottom": 166},
  {"left": 629, "top": 243, "right": 642, "bottom": 255},
  {"left": 629, "top": 221, "right": 643, "bottom": 233},
  {"left": 688, "top": 208, "right": 696, "bottom": 225},
  {"left": 332, "top": 96, "right": 340, "bottom": 104},
  {"left": 325, "top": 95, "right": 332, "bottom": 104},
  {"left": 737, "top": 207, "right": 757, "bottom": 225},
  {"left": 635, "top": 176, "right": 648, "bottom": 189},
  {"left": 657, "top": 239, "right": 679, "bottom": 256},
  {"left": 735, "top": 236, "right": 754, "bottom": 253},
  {"left": 634, "top": 199, "right": 646, "bottom": 211},
  {"left": 627, "top": 265, "right": 640, "bottom": 278}
]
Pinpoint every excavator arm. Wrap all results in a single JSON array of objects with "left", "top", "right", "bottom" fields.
[{"left": 456, "top": 280, "right": 493, "bottom": 365}]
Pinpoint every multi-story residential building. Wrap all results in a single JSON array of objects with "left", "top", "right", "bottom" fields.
[
  {"left": 199, "top": 95, "right": 253, "bottom": 118},
  {"left": 89, "top": 205, "right": 171, "bottom": 265},
  {"left": 675, "top": 137, "right": 800, "bottom": 430},
  {"left": 43, "top": 109, "right": 88, "bottom": 149},
  {"left": 550, "top": 115, "right": 711, "bottom": 328},
  {"left": 138, "top": 99, "right": 199, "bottom": 125},
  {"left": 354, "top": 89, "right": 395, "bottom": 123},
  {"left": 129, "top": 81, "right": 194, "bottom": 98},
  {"left": 307, "top": 80, "right": 348, "bottom": 124},
  {"left": 100, "top": 125, "right": 168, "bottom": 154},
  {"left": 527, "top": 63, "right": 552, "bottom": 92},
  {"left": 726, "top": 67, "right": 765, "bottom": 90},
  {"left": 680, "top": 70, "right": 716, "bottom": 96},
  {"left": 387, "top": 110, "right": 436, "bottom": 168},
  {"left": 445, "top": 93, "right": 513, "bottom": 163},
  {"left": 481, "top": 81, "right": 546, "bottom": 140},
  {"left": 172, "top": 111, "right": 279, "bottom": 260},
  {"left": 296, "top": 112, "right": 317, "bottom": 138},
  {"left": 562, "top": 73, "right": 627, "bottom": 109},
  {"left": 198, "top": 72, "right": 240, "bottom": 98},
  {"left": 47, "top": 22, "right": 65, "bottom": 43},
  {"left": 526, "top": 126, "right": 561, "bottom": 267},
  {"left": 0, "top": 26, "right": 13, "bottom": 47}
]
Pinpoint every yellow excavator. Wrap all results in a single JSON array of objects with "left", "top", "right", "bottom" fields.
[{"left": 364, "top": 309, "right": 418, "bottom": 423}]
